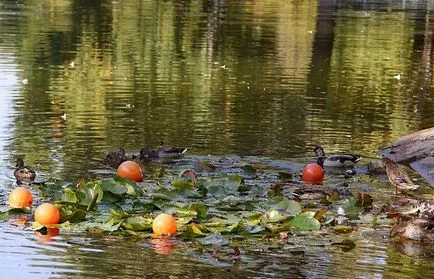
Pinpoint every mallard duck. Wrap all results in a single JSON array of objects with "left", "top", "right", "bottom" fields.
[
  {"left": 14, "top": 157, "right": 36, "bottom": 183},
  {"left": 140, "top": 146, "right": 187, "bottom": 160},
  {"left": 105, "top": 148, "right": 127, "bottom": 168},
  {"left": 382, "top": 157, "right": 419, "bottom": 193},
  {"left": 314, "top": 146, "right": 360, "bottom": 168},
  {"left": 139, "top": 141, "right": 187, "bottom": 160}
]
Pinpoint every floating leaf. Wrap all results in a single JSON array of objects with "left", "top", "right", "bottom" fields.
[
  {"left": 177, "top": 207, "right": 199, "bottom": 217},
  {"left": 314, "top": 208, "right": 328, "bottom": 221},
  {"left": 206, "top": 183, "right": 227, "bottom": 197},
  {"left": 101, "top": 182, "right": 127, "bottom": 195},
  {"left": 152, "top": 166, "right": 166, "bottom": 178},
  {"left": 195, "top": 160, "right": 216, "bottom": 172},
  {"left": 109, "top": 209, "right": 130, "bottom": 219},
  {"left": 0, "top": 207, "right": 30, "bottom": 221},
  {"left": 265, "top": 222, "right": 292, "bottom": 233},
  {"left": 122, "top": 216, "right": 152, "bottom": 231},
  {"left": 185, "top": 223, "right": 205, "bottom": 236},
  {"left": 32, "top": 221, "right": 45, "bottom": 231},
  {"left": 76, "top": 183, "right": 103, "bottom": 208},
  {"left": 124, "top": 183, "right": 137, "bottom": 196},
  {"left": 172, "top": 179, "right": 195, "bottom": 189},
  {"left": 101, "top": 220, "right": 123, "bottom": 232},
  {"left": 341, "top": 197, "right": 365, "bottom": 218},
  {"left": 265, "top": 209, "right": 287, "bottom": 223},
  {"left": 188, "top": 203, "right": 208, "bottom": 219},
  {"left": 151, "top": 193, "right": 172, "bottom": 201},
  {"left": 113, "top": 176, "right": 137, "bottom": 186},
  {"left": 198, "top": 232, "right": 229, "bottom": 246},
  {"left": 355, "top": 192, "right": 373, "bottom": 210},
  {"left": 225, "top": 215, "right": 242, "bottom": 233},
  {"left": 249, "top": 184, "right": 269, "bottom": 196},
  {"left": 289, "top": 214, "right": 321, "bottom": 231},
  {"left": 245, "top": 211, "right": 263, "bottom": 221},
  {"left": 243, "top": 219, "right": 265, "bottom": 234},
  {"left": 110, "top": 177, "right": 137, "bottom": 195},
  {"left": 101, "top": 213, "right": 125, "bottom": 232},
  {"left": 60, "top": 208, "right": 86, "bottom": 223},
  {"left": 61, "top": 188, "right": 78, "bottom": 203},
  {"left": 226, "top": 175, "right": 244, "bottom": 188},
  {"left": 268, "top": 197, "right": 302, "bottom": 216},
  {"left": 333, "top": 225, "right": 354, "bottom": 234},
  {"left": 168, "top": 188, "right": 202, "bottom": 199}
]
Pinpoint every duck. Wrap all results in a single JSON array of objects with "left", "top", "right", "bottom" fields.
[
  {"left": 382, "top": 157, "right": 419, "bottom": 193},
  {"left": 105, "top": 148, "right": 127, "bottom": 168},
  {"left": 314, "top": 146, "right": 361, "bottom": 168},
  {"left": 14, "top": 157, "right": 36, "bottom": 183},
  {"left": 139, "top": 141, "right": 187, "bottom": 160}
]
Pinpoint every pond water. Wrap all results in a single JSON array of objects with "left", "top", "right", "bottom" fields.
[{"left": 1, "top": 0, "right": 434, "bottom": 278}]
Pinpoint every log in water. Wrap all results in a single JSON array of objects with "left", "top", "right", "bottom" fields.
[{"left": 381, "top": 127, "right": 434, "bottom": 186}]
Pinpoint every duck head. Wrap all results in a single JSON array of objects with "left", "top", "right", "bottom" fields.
[
  {"left": 314, "top": 146, "right": 326, "bottom": 167},
  {"left": 314, "top": 146, "right": 326, "bottom": 157},
  {"left": 16, "top": 157, "right": 25, "bottom": 168}
]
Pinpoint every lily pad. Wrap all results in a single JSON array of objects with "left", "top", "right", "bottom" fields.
[
  {"left": 195, "top": 160, "right": 217, "bottom": 172},
  {"left": 333, "top": 225, "right": 354, "bottom": 234},
  {"left": 101, "top": 182, "right": 127, "bottom": 195},
  {"left": 340, "top": 197, "right": 365, "bottom": 219},
  {"left": 265, "top": 209, "right": 288, "bottom": 223},
  {"left": 188, "top": 203, "right": 208, "bottom": 219},
  {"left": 172, "top": 178, "right": 195, "bottom": 189},
  {"left": 60, "top": 208, "right": 86, "bottom": 223},
  {"left": 198, "top": 232, "right": 229, "bottom": 246},
  {"left": 268, "top": 197, "right": 302, "bottom": 216},
  {"left": 122, "top": 216, "right": 152, "bottom": 231},
  {"left": 61, "top": 188, "right": 78, "bottom": 203},
  {"left": 289, "top": 214, "right": 321, "bottom": 231},
  {"left": 184, "top": 223, "right": 206, "bottom": 236}
]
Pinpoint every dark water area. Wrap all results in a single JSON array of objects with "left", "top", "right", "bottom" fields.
[{"left": 1, "top": 0, "right": 434, "bottom": 278}]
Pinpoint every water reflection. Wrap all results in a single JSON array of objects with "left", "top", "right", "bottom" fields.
[
  {"left": 4, "top": 0, "right": 434, "bottom": 180},
  {"left": 1, "top": 222, "right": 434, "bottom": 278},
  {"left": 0, "top": 0, "right": 434, "bottom": 277}
]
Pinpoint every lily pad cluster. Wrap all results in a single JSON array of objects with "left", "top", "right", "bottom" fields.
[{"left": 3, "top": 156, "right": 388, "bottom": 250}]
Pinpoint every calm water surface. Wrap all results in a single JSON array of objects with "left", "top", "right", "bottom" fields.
[{"left": 1, "top": 0, "right": 434, "bottom": 278}]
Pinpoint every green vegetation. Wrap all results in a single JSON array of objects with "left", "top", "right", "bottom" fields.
[{"left": 2, "top": 156, "right": 390, "bottom": 253}]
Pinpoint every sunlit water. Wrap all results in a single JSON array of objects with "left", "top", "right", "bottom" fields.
[{"left": 1, "top": 0, "right": 434, "bottom": 278}]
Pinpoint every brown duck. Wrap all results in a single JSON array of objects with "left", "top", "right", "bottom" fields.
[
  {"left": 382, "top": 157, "right": 419, "bottom": 193},
  {"left": 105, "top": 148, "right": 127, "bottom": 168},
  {"left": 14, "top": 157, "right": 36, "bottom": 183},
  {"left": 139, "top": 141, "right": 187, "bottom": 160}
]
